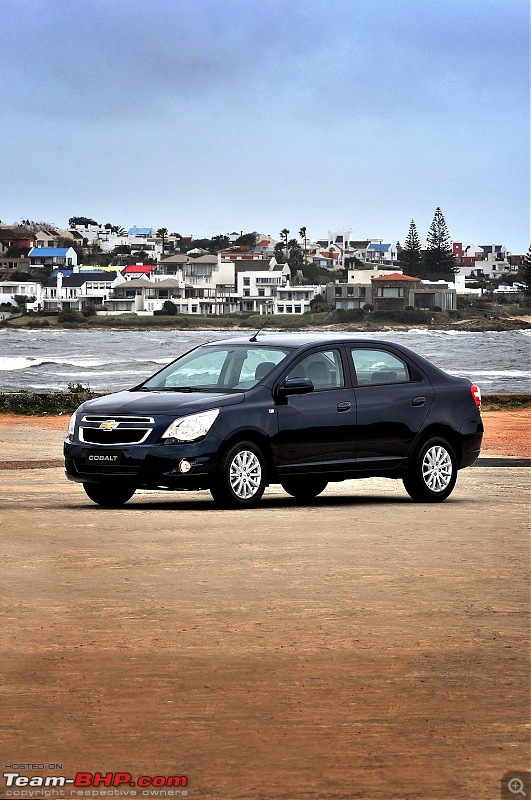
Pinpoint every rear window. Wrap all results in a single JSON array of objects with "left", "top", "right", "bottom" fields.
[{"left": 351, "top": 348, "right": 410, "bottom": 386}]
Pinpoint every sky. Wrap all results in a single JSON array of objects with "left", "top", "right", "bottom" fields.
[{"left": 1, "top": 0, "right": 529, "bottom": 251}]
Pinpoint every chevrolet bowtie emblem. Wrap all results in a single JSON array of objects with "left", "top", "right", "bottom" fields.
[{"left": 100, "top": 420, "right": 119, "bottom": 430}]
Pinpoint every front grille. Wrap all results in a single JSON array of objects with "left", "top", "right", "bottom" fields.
[
  {"left": 79, "top": 415, "right": 154, "bottom": 446},
  {"left": 82, "top": 429, "right": 148, "bottom": 444}
]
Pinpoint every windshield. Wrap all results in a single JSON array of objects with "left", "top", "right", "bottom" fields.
[{"left": 138, "top": 344, "right": 293, "bottom": 392}]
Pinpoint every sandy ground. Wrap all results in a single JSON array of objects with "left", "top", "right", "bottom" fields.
[{"left": 0, "top": 414, "right": 529, "bottom": 800}]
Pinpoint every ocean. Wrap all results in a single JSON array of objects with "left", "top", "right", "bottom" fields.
[{"left": 0, "top": 328, "right": 530, "bottom": 394}]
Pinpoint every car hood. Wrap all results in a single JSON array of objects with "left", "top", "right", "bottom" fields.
[{"left": 77, "top": 390, "right": 245, "bottom": 417}]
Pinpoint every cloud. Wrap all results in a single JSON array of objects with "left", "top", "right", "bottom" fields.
[{"left": 2, "top": 0, "right": 527, "bottom": 124}]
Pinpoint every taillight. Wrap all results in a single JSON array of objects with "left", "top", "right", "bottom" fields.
[{"left": 470, "top": 384, "right": 481, "bottom": 412}]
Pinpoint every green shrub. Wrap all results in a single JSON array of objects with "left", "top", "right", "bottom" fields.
[
  {"left": 57, "top": 309, "right": 86, "bottom": 324},
  {"left": 68, "top": 382, "right": 91, "bottom": 394},
  {"left": 335, "top": 308, "right": 365, "bottom": 322},
  {"left": 162, "top": 300, "right": 177, "bottom": 315},
  {"left": 0, "top": 390, "right": 104, "bottom": 414}
]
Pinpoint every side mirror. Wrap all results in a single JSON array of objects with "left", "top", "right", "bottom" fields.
[{"left": 276, "top": 377, "right": 314, "bottom": 398}]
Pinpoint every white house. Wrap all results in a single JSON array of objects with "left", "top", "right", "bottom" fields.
[
  {"left": 273, "top": 285, "right": 324, "bottom": 315},
  {"left": 42, "top": 271, "right": 121, "bottom": 311},
  {"left": 0, "top": 280, "right": 42, "bottom": 310},
  {"left": 235, "top": 259, "right": 290, "bottom": 314}
]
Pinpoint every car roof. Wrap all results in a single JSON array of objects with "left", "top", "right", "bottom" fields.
[
  {"left": 200, "top": 332, "right": 450, "bottom": 380},
  {"left": 202, "top": 332, "right": 403, "bottom": 349}
]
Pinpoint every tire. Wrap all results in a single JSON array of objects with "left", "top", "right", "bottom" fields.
[
  {"left": 281, "top": 476, "right": 328, "bottom": 501},
  {"left": 210, "top": 440, "right": 267, "bottom": 508},
  {"left": 403, "top": 437, "right": 457, "bottom": 502},
  {"left": 83, "top": 482, "right": 136, "bottom": 507}
]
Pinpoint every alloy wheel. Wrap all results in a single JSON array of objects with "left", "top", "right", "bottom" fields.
[
  {"left": 229, "top": 450, "right": 262, "bottom": 500},
  {"left": 421, "top": 445, "right": 453, "bottom": 492}
]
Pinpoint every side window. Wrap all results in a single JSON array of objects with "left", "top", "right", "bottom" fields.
[
  {"left": 351, "top": 348, "right": 410, "bottom": 386},
  {"left": 287, "top": 349, "right": 344, "bottom": 390},
  {"left": 238, "top": 348, "right": 290, "bottom": 387}
]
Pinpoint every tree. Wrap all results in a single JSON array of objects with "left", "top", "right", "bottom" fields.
[
  {"left": 68, "top": 216, "right": 98, "bottom": 228},
  {"left": 274, "top": 242, "right": 286, "bottom": 263},
  {"left": 156, "top": 227, "right": 168, "bottom": 257},
  {"left": 280, "top": 228, "right": 290, "bottom": 261},
  {"left": 13, "top": 294, "right": 35, "bottom": 311},
  {"left": 424, "top": 207, "right": 456, "bottom": 277},
  {"left": 521, "top": 243, "right": 531, "bottom": 293},
  {"left": 104, "top": 223, "right": 126, "bottom": 235},
  {"left": 211, "top": 234, "right": 231, "bottom": 251},
  {"left": 399, "top": 220, "right": 423, "bottom": 277},
  {"left": 288, "top": 241, "right": 304, "bottom": 271},
  {"left": 309, "top": 293, "right": 333, "bottom": 313},
  {"left": 234, "top": 233, "right": 257, "bottom": 249},
  {"left": 299, "top": 226, "right": 308, "bottom": 263}
]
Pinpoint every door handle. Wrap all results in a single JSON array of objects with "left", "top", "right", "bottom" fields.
[
  {"left": 412, "top": 396, "right": 426, "bottom": 406},
  {"left": 337, "top": 401, "right": 352, "bottom": 412}
]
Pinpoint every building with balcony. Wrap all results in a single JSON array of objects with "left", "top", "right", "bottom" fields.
[{"left": 42, "top": 271, "right": 119, "bottom": 311}]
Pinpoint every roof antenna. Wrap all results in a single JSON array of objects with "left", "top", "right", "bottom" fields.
[{"left": 249, "top": 316, "right": 272, "bottom": 342}]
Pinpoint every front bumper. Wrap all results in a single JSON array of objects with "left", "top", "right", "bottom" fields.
[{"left": 64, "top": 438, "right": 220, "bottom": 490}]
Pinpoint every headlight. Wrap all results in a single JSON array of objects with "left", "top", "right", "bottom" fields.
[
  {"left": 161, "top": 408, "right": 220, "bottom": 442},
  {"left": 67, "top": 413, "right": 76, "bottom": 438}
]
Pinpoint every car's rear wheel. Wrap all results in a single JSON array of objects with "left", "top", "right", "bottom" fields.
[
  {"left": 281, "top": 477, "right": 328, "bottom": 501},
  {"left": 83, "top": 482, "right": 136, "bottom": 507},
  {"left": 403, "top": 437, "right": 457, "bottom": 502},
  {"left": 210, "top": 440, "right": 267, "bottom": 508}
]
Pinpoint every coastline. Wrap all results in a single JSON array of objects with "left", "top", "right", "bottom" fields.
[{"left": 2, "top": 313, "right": 531, "bottom": 334}]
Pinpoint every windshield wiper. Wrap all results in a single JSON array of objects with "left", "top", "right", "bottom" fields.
[
  {"left": 132, "top": 385, "right": 222, "bottom": 393},
  {"left": 151, "top": 386, "right": 205, "bottom": 392}
]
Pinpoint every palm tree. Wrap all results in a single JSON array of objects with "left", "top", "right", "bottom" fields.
[
  {"left": 280, "top": 228, "right": 290, "bottom": 261},
  {"left": 157, "top": 227, "right": 168, "bottom": 259},
  {"left": 299, "top": 226, "right": 308, "bottom": 264}
]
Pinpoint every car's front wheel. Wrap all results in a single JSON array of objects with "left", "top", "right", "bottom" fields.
[
  {"left": 403, "top": 437, "right": 457, "bottom": 502},
  {"left": 281, "top": 477, "right": 328, "bottom": 501},
  {"left": 83, "top": 482, "right": 136, "bottom": 507},
  {"left": 210, "top": 441, "right": 267, "bottom": 508}
]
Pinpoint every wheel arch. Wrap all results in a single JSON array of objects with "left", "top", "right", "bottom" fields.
[
  {"left": 408, "top": 424, "right": 462, "bottom": 467},
  {"left": 217, "top": 430, "right": 275, "bottom": 483}
]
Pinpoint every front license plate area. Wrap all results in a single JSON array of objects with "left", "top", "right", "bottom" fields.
[{"left": 83, "top": 450, "right": 123, "bottom": 466}]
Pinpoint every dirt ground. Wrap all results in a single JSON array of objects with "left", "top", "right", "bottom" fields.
[{"left": 0, "top": 413, "right": 529, "bottom": 800}]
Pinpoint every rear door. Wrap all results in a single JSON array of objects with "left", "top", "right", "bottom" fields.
[
  {"left": 274, "top": 347, "right": 357, "bottom": 474},
  {"left": 349, "top": 346, "right": 434, "bottom": 468}
]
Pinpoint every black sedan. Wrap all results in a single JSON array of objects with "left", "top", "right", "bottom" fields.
[{"left": 64, "top": 333, "right": 483, "bottom": 508}]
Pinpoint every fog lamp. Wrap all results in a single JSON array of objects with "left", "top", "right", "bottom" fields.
[{"left": 178, "top": 459, "right": 192, "bottom": 473}]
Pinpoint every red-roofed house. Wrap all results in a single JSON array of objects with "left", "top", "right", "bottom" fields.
[
  {"left": 371, "top": 273, "right": 421, "bottom": 310},
  {"left": 121, "top": 264, "right": 156, "bottom": 280}
]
